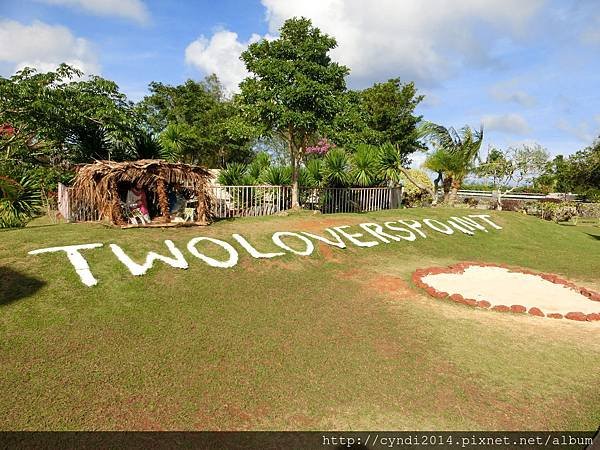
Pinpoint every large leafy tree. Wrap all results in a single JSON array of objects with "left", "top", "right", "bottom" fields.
[
  {"left": 0, "top": 64, "right": 139, "bottom": 171},
  {"left": 239, "top": 17, "right": 349, "bottom": 208},
  {"left": 535, "top": 137, "right": 600, "bottom": 200},
  {"left": 423, "top": 123, "right": 484, "bottom": 204},
  {"left": 136, "top": 76, "right": 257, "bottom": 167}
]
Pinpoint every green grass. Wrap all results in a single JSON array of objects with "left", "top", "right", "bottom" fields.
[{"left": 1, "top": 208, "right": 599, "bottom": 430}]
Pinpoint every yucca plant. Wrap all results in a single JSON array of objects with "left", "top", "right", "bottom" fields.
[
  {"left": 322, "top": 147, "right": 351, "bottom": 187},
  {"left": 259, "top": 166, "right": 292, "bottom": 186},
  {"left": 304, "top": 159, "right": 324, "bottom": 187},
  {"left": 158, "top": 123, "right": 193, "bottom": 162},
  {"left": 0, "top": 175, "right": 42, "bottom": 228},
  {"left": 217, "top": 162, "right": 247, "bottom": 185},
  {"left": 245, "top": 152, "right": 271, "bottom": 184},
  {"left": 351, "top": 144, "right": 379, "bottom": 187}
]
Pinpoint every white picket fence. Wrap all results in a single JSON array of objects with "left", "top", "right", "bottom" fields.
[{"left": 209, "top": 185, "right": 401, "bottom": 218}]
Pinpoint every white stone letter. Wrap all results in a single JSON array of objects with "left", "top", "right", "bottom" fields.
[
  {"left": 384, "top": 221, "right": 417, "bottom": 241},
  {"left": 398, "top": 220, "right": 427, "bottom": 238},
  {"left": 272, "top": 232, "right": 314, "bottom": 256},
  {"left": 468, "top": 214, "right": 503, "bottom": 230},
  {"left": 333, "top": 225, "right": 379, "bottom": 248},
  {"left": 359, "top": 223, "right": 401, "bottom": 243},
  {"left": 423, "top": 219, "right": 454, "bottom": 235},
  {"left": 232, "top": 233, "right": 284, "bottom": 258},
  {"left": 187, "top": 237, "right": 238, "bottom": 268},
  {"left": 300, "top": 228, "right": 346, "bottom": 248},
  {"left": 110, "top": 240, "right": 189, "bottom": 276},
  {"left": 28, "top": 243, "right": 103, "bottom": 287}
]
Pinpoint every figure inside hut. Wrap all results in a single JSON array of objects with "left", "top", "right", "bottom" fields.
[{"left": 126, "top": 182, "right": 150, "bottom": 223}]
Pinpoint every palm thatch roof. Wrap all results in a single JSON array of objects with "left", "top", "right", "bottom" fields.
[{"left": 71, "top": 159, "right": 213, "bottom": 225}]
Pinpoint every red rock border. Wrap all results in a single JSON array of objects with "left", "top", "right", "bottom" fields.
[{"left": 411, "top": 261, "right": 600, "bottom": 322}]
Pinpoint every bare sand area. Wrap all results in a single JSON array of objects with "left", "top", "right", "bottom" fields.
[{"left": 421, "top": 266, "right": 600, "bottom": 315}]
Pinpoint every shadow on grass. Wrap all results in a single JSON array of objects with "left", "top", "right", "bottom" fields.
[
  {"left": 585, "top": 233, "right": 600, "bottom": 241},
  {"left": 0, "top": 267, "right": 45, "bottom": 306}
]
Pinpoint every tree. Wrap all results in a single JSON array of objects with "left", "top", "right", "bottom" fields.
[
  {"left": 534, "top": 138, "right": 600, "bottom": 201},
  {"left": 477, "top": 143, "right": 549, "bottom": 209},
  {"left": 423, "top": 123, "right": 484, "bottom": 204},
  {"left": 0, "top": 64, "right": 139, "bottom": 174},
  {"left": 136, "top": 76, "right": 258, "bottom": 167},
  {"left": 239, "top": 17, "right": 349, "bottom": 208}
]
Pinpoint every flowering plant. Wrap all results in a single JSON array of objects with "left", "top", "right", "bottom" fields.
[{"left": 305, "top": 138, "right": 335, "bottom": 155}]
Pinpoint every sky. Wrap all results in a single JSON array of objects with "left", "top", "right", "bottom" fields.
[{"left": 1, "top": 0, "right": 599, "bottom": 164}]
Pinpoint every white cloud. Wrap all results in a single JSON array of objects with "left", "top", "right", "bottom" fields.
[
  {"left": 482, "top": 113, "right": 530, "bottom": 135},
  {"left": 490, "top": 79, "right": 536, "bottom": 107},
  {"left": 38, "top": 0, "right": 149, "bottom": 24},
  {"left": 183, "top": 0, "right": 544, "bottom": 92},
  {"left": 556, "top": 119, "right": 597, "bottom": 143},
  {"left": 0, "top": 19, "right": 100, "bottom": 75},
  {"left": 185, "top": 30, "right": 261, "bottom": 94},
  {"left": 261, "top": 0, "right": 544, "bottom": 85}
]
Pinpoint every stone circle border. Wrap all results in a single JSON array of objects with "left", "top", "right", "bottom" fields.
[{"left": 412, "top": 261, "right": 600, "bottom": 322}]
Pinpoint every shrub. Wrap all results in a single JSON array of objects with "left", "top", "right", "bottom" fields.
[
  {"left": 463, "top": 197, "right": 479, "bottom": 208},
  {"left": 577, "top": 203, "right": 600, "bottom": 218},
  {"left": 499, "top": 199, "right": 524, "bottom": 212},
  {"left": 0, "top": 175, "right": 42, "bottom": 228},
  {"left": 539, "top": 201, "right": 578, "bottom": 222},
  {"left": 399, "top": 169, "right": 434, "bottom": 207},
  {"left": 217, "top": 162, "right": 247, "bottom": 185}
]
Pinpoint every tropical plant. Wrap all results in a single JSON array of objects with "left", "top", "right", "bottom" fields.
[
  {"left": 133, "top": 131, "right": 162, "bottom": 159},
  {"left": 217, "top": 162, "right": 247, "bottom": 185},
  {"left": 321, "top": 148, "right": 351, "bottom": 187},
  {"left": 376, "top": 143, "right": 436, "bottom": 203},
  {"left": 0, "top": 175, "right": 41, "bottom": 228},
  {"left": 351, "top": 144, "right": 379, "bottom": 187},
  {"left": 304, "top": 159, "right": 324, "bottom": 187},
  {"left": 245, "top": 152, "right": 271, "bottom": 184},
  {"left": 423, "top": 123, "right": 484, "bottom": 204},
  {"left": 259, "top": 166, "right": 292, "bottom": 186},
  {"left": 158, "top": 123, "right": 194, "bottom": 162}
]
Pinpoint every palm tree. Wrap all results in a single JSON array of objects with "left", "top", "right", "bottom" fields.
[
  {"left": 423, "top": 123, "right": 484, "bottom": 204},
  {"left": 321, "top": 148, "right": 351, "bottom": 187},
  {"left": 377, "top": 142, "right": 437, "bottom": 204}
]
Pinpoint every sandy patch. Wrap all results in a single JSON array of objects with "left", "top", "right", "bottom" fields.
[{"left": 422, "top": 266, "right": 600, "bottom": 315}]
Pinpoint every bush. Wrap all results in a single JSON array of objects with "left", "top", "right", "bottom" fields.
[
  {"left": 577, "top": 203, "right": 600, "bottom": 218},
  {"left": 0, "top": 175, "right": 42, "bottom": 228},
  {"left": 463, "top": 197, "right": 479, "bottom": 208},
  {"left": 400, "top": 169, "right": 433, "bottom": 207},
  {"left": 539, "top": 201, "right": 578, "bottom": 222},
  {"left": 499, "top": 199, "right": 524, "bottom": 212}
]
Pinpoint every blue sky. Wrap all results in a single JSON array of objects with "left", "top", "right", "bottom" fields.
[{"left": 1, "top": 0, "right": 599, "bottom": 162}]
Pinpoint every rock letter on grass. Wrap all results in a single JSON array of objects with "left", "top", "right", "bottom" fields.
[{"left": 29, "top": 243, "right": 103, "bottom": 287}]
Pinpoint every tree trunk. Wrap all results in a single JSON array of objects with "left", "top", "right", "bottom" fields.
[
  {"left": 448, "top": 178, "right": 461, "bottom": 205},
  {"left": 433, "top": 171, "right": 443, "bottom": 206},
  {"left": 156, "top": 179, "right": 170, "bottom": 223},
  {"left": 496, "top": 190, "right": 503, "bottom": 211},
  {"left": 442, "top": 176, "right": 453, "bottom": 203},
  {"left": 291, "top": 153, "right": 300, "bottom": 209}
]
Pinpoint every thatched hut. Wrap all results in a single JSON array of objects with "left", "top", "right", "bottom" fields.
[{"left": 71, "top": 159, "right": 213, "bottom": 226}]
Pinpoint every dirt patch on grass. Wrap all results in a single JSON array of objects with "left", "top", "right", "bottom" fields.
[
  {"left": 294, "top": 217, "right": 354, "bottom": 232},
  {"left": 318, "top": 243, "right": 342, "bottom": 263}
]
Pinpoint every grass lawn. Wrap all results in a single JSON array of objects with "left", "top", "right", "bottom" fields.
[{"left": 1, "top": 208, "right": 599, "bottom": 430}]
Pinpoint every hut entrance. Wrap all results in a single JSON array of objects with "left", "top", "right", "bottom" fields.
[{"left": 71, "top": 160, "right": 213, "bottom": 227}]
